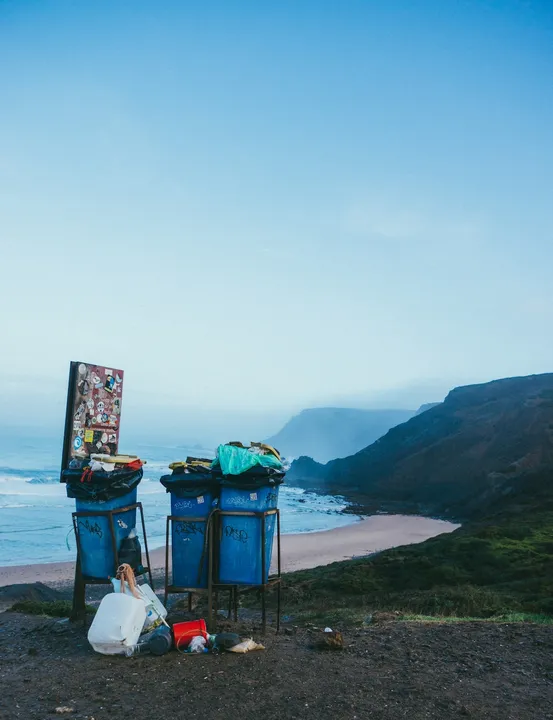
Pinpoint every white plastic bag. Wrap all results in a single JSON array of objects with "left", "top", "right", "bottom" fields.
[
  {"left": 88, "top": 593, "right": 146, "bottom": 655},
  {"left": 188, "top": 636, "right": 207, "bottom": 653},
  {"left": 110, "top": 578, "right": 167, "bottom": 630}
]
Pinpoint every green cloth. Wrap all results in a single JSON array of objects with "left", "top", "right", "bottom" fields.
[{"left": 212, "top": 445, "right": 283, "bottom": 476}]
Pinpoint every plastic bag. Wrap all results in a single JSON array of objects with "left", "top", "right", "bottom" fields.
[
  {"left": 187, "top": 636, "right": 207, "bottom": 653},
  {"left": 228, "top": 638, "right": 265, "bottom": 653},
  {"left": 212, "top": 445, "right": 284, "bottom": 476},
  {"left": 62, "top": 466, "right": 143, "bottom": 501},
  {"left": 117, "top": 530, "right": 142, "bottom": 571},
  {"left": 111, "top": 578, "right": 167, "bottom": 630}
]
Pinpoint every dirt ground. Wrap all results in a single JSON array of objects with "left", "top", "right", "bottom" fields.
[{"left": 1, "top": 611, "right": 552, "bottom": 720}]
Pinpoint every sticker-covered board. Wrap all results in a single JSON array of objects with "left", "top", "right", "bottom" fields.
[{"left": 61, "top": 361, "right": 124, "bottom": 474}]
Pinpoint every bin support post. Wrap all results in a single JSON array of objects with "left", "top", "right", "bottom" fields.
[
  {"left": 207, "top": 517, "right": 214, "bottom": 632},
  {"left": 138, "top": 502, "right": 154, "bottom": 587},
  {"left": 276, "top": 509, "right": 281, "bottom": 634},
  {"left": 164, "top": 516, "right": 170, "bottom": 607},
  {"left": 261, "top": 512, "right": 267, "bottom": 632},
  {"left": 70, "top": 555, "right": 86, "bottom": 623}
]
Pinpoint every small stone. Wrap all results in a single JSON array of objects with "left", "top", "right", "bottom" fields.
[{"left": 55, "top": 707, "right": 75, "bottom": 714}]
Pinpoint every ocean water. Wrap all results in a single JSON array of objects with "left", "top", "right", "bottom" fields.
[{"left": 0, "top": 437, "right": 357, "bottom": 567}]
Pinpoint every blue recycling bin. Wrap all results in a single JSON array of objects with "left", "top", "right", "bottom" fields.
[
  {"left": 74, "top": 489, "right": 137, "bottom": 579},
  {"left": 218, "top": 481, "right": 281, "bottom": 586},
  {"left": 63, "top": 465, "right": 143, "bottom": 580},
  {"left": 161, "top": 472, "right": 217, "bottom": 589}
]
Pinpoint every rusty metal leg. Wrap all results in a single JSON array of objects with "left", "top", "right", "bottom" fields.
[
  {"left": 233, "top": 586, "right": 238, "bottom": 622},
  {"left": 207, "top": 518, "right": 214, "bottom": 633},
  {"left": 214, "top": 590, "right": 219, "bottom": 630},
  {"left": 227, "top": 588, "right": 233, "bottom": 619},
  {"left": 70, "top": 555, "right": 87, "bottom": 624},
  {"left": 164, "top": 516, "right": 171, "bottom": 607},
  {"left": 70, "top": 514, "right": 87, "bottom": 624},
  {"left": 261, "top": 511, "right": 267, "bottom": 633},
  {"left": 139, "top": 503, "right": 154, "bottom": 589},
  {"left": 276, "top": 509, "right": 281, "bottom": 634},
  {"left": 261, "top": 585, "right": 266, "bottom": 634}
]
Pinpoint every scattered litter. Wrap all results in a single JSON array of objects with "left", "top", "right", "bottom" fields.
[
  {"left": 228, "top": 638, "right": 265, "bottom": 653},
  {"left": 324, "top": 627, "right": 333, "bottom": 633},
  {"left": 125, "top": 626, "right": 173, "bottom": 657},
  {"left": 173, "top": 619, "right": 208, "bottom": 651},
  {"left": 210, "top": 632, "right": 241, "bottom": 652},
  {"left": 111, "top": 566, "right": 167, "bottom": 631},
  {"left": 55, "top": 707, "right": 75, "bottom": 715},
  {"left": 186, "top": 636, "right": 208, "bottom": 653}
]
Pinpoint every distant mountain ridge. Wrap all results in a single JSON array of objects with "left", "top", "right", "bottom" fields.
[
  {"left": 415, "top": 402, "right": 441, "bottom": 415},
  {"left": 287, "top": 373, "right": 553, "bottom": 520},
  {"left": 266, "top": 407, "right": 414, "bottom": 463}
]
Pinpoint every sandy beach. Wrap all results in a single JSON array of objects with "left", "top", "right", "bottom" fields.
[{"left": 0, "top": 514, "right": 458, "bottom": 587}]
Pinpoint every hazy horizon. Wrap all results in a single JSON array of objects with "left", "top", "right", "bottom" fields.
[{"left": 2, "top": 1, "right": 552, "bottom": 446}]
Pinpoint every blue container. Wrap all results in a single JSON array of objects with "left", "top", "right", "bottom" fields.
[
  {"left": 218, "top": 484, "right": 280, "bottom": 585},
  {"left": 170, "top": 490, "right": 215, "bottom": 589},
  {"left": 75, "top": 488, "right": 137, "bottom": 580}
]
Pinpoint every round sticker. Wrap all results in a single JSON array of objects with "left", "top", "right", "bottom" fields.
[
  {"left": 97, "top": 401, "right": 105, "bottom": 413},
  {"left": 102, "top": 413, "right": 108, "bottom": 423},
  {"left": 73, "top": 436, "right": 83, "bottom": 450},
  {"left": 78, "top": 363, "right": 87, "bottom": 375},
  {"left": 101, "top": 432, "right": 108, "bottom": 444}
]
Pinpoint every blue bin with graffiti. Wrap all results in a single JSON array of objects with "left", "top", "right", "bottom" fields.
[
  {"left": 218, "top": 477, "right": 283, "bottom": 586},
  {"left": 63, "top": 467, "right": 143, "bottom": 580},
  {"left": 161, "top": 469, "right": 217, "bottom": 589},
  {"left": 74, "top": 489, "right": 138, "bottom": 579}
]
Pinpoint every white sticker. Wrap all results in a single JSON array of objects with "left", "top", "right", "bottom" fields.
[
  {"left": 197, "top": 495, "right": 204, "bottom": 504},
  {"left": 250, "top": 492, "right": 257, "bottom": 501},
  {"left": 104, "top": 368, "right": 113, "bottom": 376}
]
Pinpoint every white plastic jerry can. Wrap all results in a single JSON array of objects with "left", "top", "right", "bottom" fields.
[{"left": 88, "top": 593, "right": 147, "bottom": 655}]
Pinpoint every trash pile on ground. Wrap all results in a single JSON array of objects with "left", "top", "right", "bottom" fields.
[{"left": 87, "top": 564, "right": 265, "bottom": 658}]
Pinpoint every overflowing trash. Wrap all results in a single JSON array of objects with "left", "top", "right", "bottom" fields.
[
  {"left": 87, "top": 564, "right": 265, "bottom": 659},
  {"left": 62, "top": 456, "right": 144, "bottom": 502},
  {"left": 211, "top": 443, "right": 286, "bottom": 477}
]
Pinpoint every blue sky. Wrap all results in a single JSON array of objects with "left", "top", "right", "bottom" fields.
[{"left": 1, "top": 0, "right": 553, "bottom": 439}]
